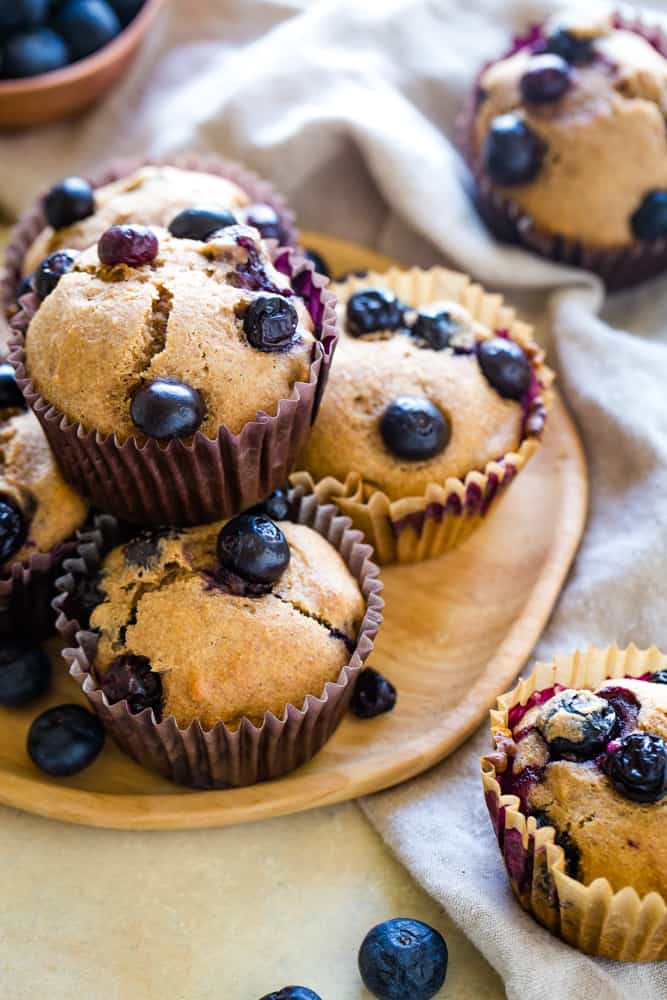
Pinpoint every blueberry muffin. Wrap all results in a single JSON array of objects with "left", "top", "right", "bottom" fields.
[
  {"left": 466, "top": 6, "right": 667, "bottom": 286},
  {"left": 299, "top": 267, "right": 551, "bottom": 564},
  {"left": 482, "top": 647, "right": 667, "bottom": 961}
]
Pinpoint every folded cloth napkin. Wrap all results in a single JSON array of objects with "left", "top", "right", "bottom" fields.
[{"left": 2, "top": 0, "right": 667, "bottom": 996}]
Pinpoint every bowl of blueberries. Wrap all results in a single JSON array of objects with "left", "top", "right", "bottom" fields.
[{"left": 0, "top": 0, "right": 164, "bottom": 129}]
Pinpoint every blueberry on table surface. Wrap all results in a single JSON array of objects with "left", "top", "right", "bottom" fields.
[
  {"left": 0, "top": 498, "right": 26, "bottom": 563},
  {"left": 380, "top": 397, "right": 450, "bottom": 462},
  {"left": 545, "top": 27, "right": 594, "bottom": 66},
  {"left": 27, "top": 703, "right": 105, "bottom": 777},
  {"left": 346, "top": 288, "right": 405, "bottom": 337},
  {"left": 0, "top": 639, "right": 50, "bottom": 707},
  {"left": 0, "top": 364, "right": 27, "bottom": 411},
  {"left": 247, "top": 488, "right": 292, "bottom": 522},
  {"left": 217, "top": 513, "right": 290, "bottom": 588},
  {"left": 358, "top": 917, "right": 448, "bottom": 1000},
  {"left": 244, "top": 203, "right": 286, "bottom": 243},
  {"left": 130, "top": 379, "right": 205, "bottom": 440},
  {"left": 44, "top": 177, "right": 95, "bottom": 230},
  {"left": 98, "top": 224, "right": 159, "bottom": 266},
  {"left": 55, "top": 0, "right": 121, "bottom": 61},
  {"left": 259, "top": 989, "right": 322, "bottom": 1000},
  {"left": 33, "top": 248, "right": 78, "bottom": 299},
  {"left": 604, "top": 731, "right": 667, "bottom": 803},
  {"left": 168, "top": 207, "right": 237, "bottom": 241},
  {"left": 100, "top": 654, "right": 163, "bottom": 716},
  {"left": 3, "top": 28, "right": 70, "bottom": 79},
  {"left": 483, "top": 113, "right": 545, "bottom": 186},
  {"left": 351, "top": 667, "right": 397, "bottom": 719},
  {"left": 520, "top": 54, "right": 572, "bottom": 104},
  {"left": 0, "top": 0, "right": 50, "bottom": 33},
  {"left": 243, "top": 295, "right": 299, "bottom": 352},
  {"left": 477, "top": 337, "right": 531, "bottom": 401},
  {"left": 631, "top": 191, "right": 667, "bottom": 242}
]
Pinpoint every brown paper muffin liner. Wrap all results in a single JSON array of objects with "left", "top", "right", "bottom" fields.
[
  {"left": 9, "top": 245, "right": 338, "bottom": 526},
  {"left": 52, "top": 485, "right": 384, "bottom": 789},
  {"left": 1, "top": 151, "right": 298, "bottom": 321},
  {"left": 0, "top": 540, "right": 79, "bottom": 639},
  {"left": 481, "top": 645, "right": 667, "bottom": 962},
  {"left": 460, "top": 8, "right": 667, "bottom": 291},
  {"left": 298, "top": 266, "right": 553, "bottom": 565}
]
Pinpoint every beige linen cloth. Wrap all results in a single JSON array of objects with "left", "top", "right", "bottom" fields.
[{"left": 2, "top": 0, "right": 667, "bottom": 996}]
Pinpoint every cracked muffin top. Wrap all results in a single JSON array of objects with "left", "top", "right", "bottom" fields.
[
  {"left": 88, "top": 506, "right": 366, "bottom": 730},
  {"left": 471, "top": 6, "right": 667, "bottom": 247},
  {"left": 0, "top": 365, "right": 88, "bottom": 569},
  {"left": 23, "top": 165, "right": 290, "bottom": 276},
  {"left": 24, "top": 222, "right": 317, "bottom": 441},
  {"left": 301, "top": 276, "right": 547, "bottom": 500},
  {"left": 491, "top": 675, "right": 667, "bottom": 897}
]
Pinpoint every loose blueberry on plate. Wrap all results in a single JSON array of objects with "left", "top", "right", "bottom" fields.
[
  {"left": 243, "top": 295, "right": 299, "bottom": 352},
  {"left": 109, "top": 0, "right": 144, "bottom": 27},
  {"left": 545, "top": 27, "right": 594, "bottom": 66},
  {"left": 520, "top": 54, "right": 571, "bottom": 104},
  {"left": 604, "top": 731, "right": 667, "bottom": 803},
  {"left": 217, "top": 513, "right": 290, "bottom": 588},
  {"left": 0, "top": 498, "right": 26, "bottom": 563},
  {"left": 380, "top": 397, "right": 450, "bottom": 462},
  {"left": 0, "top": 364, "right": 27, "bottom": 411},
  {"left": 259, "top": 989, "right": 321, "bottom": 1000},
  {"left": 538, "top": 689, "right": 617, "bottom": 759},
  {"left": 131, "top": 379, "right": 204, "bottom": 439},
  {"left": 411, "top": 306, "right": 461, "bottom": 351},
  {"left": 0, "top": 0, "right": 49, "bottom": 32},
  {"left": 649, "top": 670, "right": 667, "bottom": 684},
  {"left": 44, "top": 177, "right": 95, "bottom": 230},
  {"left": 351, "top": 668, "right": 397, "bottom": 719},
  {"left": 346, "top": 288, "right": 405, "bottom": 337},
  {"left": 477, "top": 337, "right": 531, "bottom": 401},
  {"left": 483, "top": 113, "right": 545, "bottom": 186},
  {"left": 98, "top": 224, "right": 159, "bottom": 267},
  {"left": 358, "top": 918, "right": 448, "bottom": 1000},
  {"left": 100, "top": 654, "right": 163, "bottom": 716},
  {"left": 33, "top": 249, "right": 78, "bottom": 299},
  {"left": 55, "top": 0, "right": 121, "bottom": 61},
  {"left": 244, "top": 204, "right": 286, "bottom": 243},
  {"left": 0, "top": 639, "right": 50, "bottom": 707},
  {"left": 3, "top": 28, "right": 70, "bottom": 79},
  {"left": 304, "top": 249, "right": 330, "bottom": 278},
  {"left": 247, "top": 488, "right": 292, "bottom": 522},
  {"left": 27, "top": 703, "right": 105, "bottom": 777},
  {"left": 168, "top": 207, "right": 237, "bottom": 241},
  {"left": 631, "top": 191, "right": 667, "bottom": 242}
]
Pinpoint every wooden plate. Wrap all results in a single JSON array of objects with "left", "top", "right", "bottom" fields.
[{"left": 0, "top": 233, "right": 588, "bottom": 830}]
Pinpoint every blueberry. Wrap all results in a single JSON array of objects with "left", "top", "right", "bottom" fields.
[
  {"left": 520, "top": 54, "right": 572, "bottom": 104},
  {"left": 304, "top": 249, "right": 330, "bottom": 279},
  {"left": 98, "top": 224, "right": 158, "bottom": 266},
  {"left": 33, "top": 249, "right": 78, "bottom": 299},
  {"left": 358, "top": 918, "right": 448, "bottom": 1000},
  {"left": 650, "top": 670, "right": 667, "bottom": 684},
  {"left": 0, "top": 639, "right": 50, "bottom": 707},
  {"left": 538, "top": 689, "right": 617, "bottom": 760},
  {"left": 27, "top": 703, "right": 105, "bottom": 777},
  {"left": 100, "top": 654, "right": 163, "bottom": 716},
  {"left": 3, "top": 29, "right": 70, "bottom": 79},
  {"left": 0, "top": 364, "right": 26, "bottom": 411},
  {"left": 631, "top": 191, "right": 667, "bottom": 241},
  {"left": 380, "top": 397, "right": 450, "bottom": 462},
  {"left": 346, "top": 288, "right": 405, "bottom": 337},
  {"left": 217, "top": 513, "right": 290, "bottom": 588},
  {"left": 411, "top": 307, "right": 462, "bottom": 351},
  {"left": 55, "top": 0, "right": 121, "bottom": 61},
  {"left": 351, "top": 668, "right": 397, "bottom": 719},
  {"left": 0, "top": 498, "right": 26, "bottom": 563},
  {"left": 16, "top": 273, "right": 34, "bottom": 300},
  {"left": 168, "top": 207, "right": 237, "bottom": 241},
  {"left": 247, "top": 488, "right": 292, "bottom": 522},
  {"left": 477, "top": 337, "right": 531, "bottom": 401},
  {"left": 44, "top": 177, "right": 95, "bottom": 230},
  {"left": 545, "top": 28, "right": 594, "bottom": 66},
  {"left": 483, "top": 113, "right": 545, "bottom": 186},
  {"left": 130, "top": 379, "right": 205, "bottom": 440},
  {"left": 604, "top": 732, "right": 667, "bottom": 803},
  {"left": 244, "top": 203, "right": 286, "bottom": 243},
  {"left": 108, "top": 0, "right": 144, "bottom": 26},
  {"left": 0, "top": 0, "right": 49, "bottom": 31},
  {"left": 259, "top": 990, "right": 321, "bottom": 1000},
  {"left": 243, "top": 295, "right": 299, "bottom": 352}
]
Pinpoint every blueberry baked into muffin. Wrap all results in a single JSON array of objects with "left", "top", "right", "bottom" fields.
[
  {"left": 11, "top": 215, "right": 336, "bottom": 524},
  {"left": 56, "top": 490, "right": 382, "bottom": 787},
  {"left": 482, "top": 646, "right": 667, "bottom": 962},
  {"left": 465, "top": 6, "right": 667, "bottom": 287},
  {"left": 299, "top": 267, "right": 552, "bottom": 564}
]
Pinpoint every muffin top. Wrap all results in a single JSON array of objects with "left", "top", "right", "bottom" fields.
[
  {"left": 89, "top": 504, "right": 366, "bottom": 730},
  {"left": 471, "top": 7, "right": 667, "bottom": 247},
  {"left": 301, "top": 278, "right": 546, "bottom": 501},
  {"left": 0, "top": 368, "right": 88, "bottom": 568},
  {"left": 495, "top": 675, "right": 667, "bottom": 897},
  {"left": 24, "top": 223, "right": 317, "bottom": 441},
  {"left": 23, "top": 165, "right": 290, "bottom": 275}
]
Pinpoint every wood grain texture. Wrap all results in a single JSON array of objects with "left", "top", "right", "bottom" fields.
[{"left": 0, "top": 232, "right": 588, "bottom": 829}]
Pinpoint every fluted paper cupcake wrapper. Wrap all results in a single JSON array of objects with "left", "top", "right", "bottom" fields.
[
  {"left": 9, "top": 246, "right": 338, "bottom": 525},
  {"left": 1, "top": 150, "right": 298, "bottom": 321},
  {"left": 459, "top": 6, "right": 667, "bottom": 291},
  {"left": 53, "top": 486, "right": 384, "bottom": 789},
  {"left": 0, "top": 540, "right": 79, "bottom": 639},
  {"left": 299, "top": 266, "right": 552, "bottom": 565},
  {"left": 481, "top": 645, "right": 667, "bottom": 962}
]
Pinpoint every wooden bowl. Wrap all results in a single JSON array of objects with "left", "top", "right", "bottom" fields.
[{"left": 0, "top": 0, "right": 165, "bottom": 130}]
